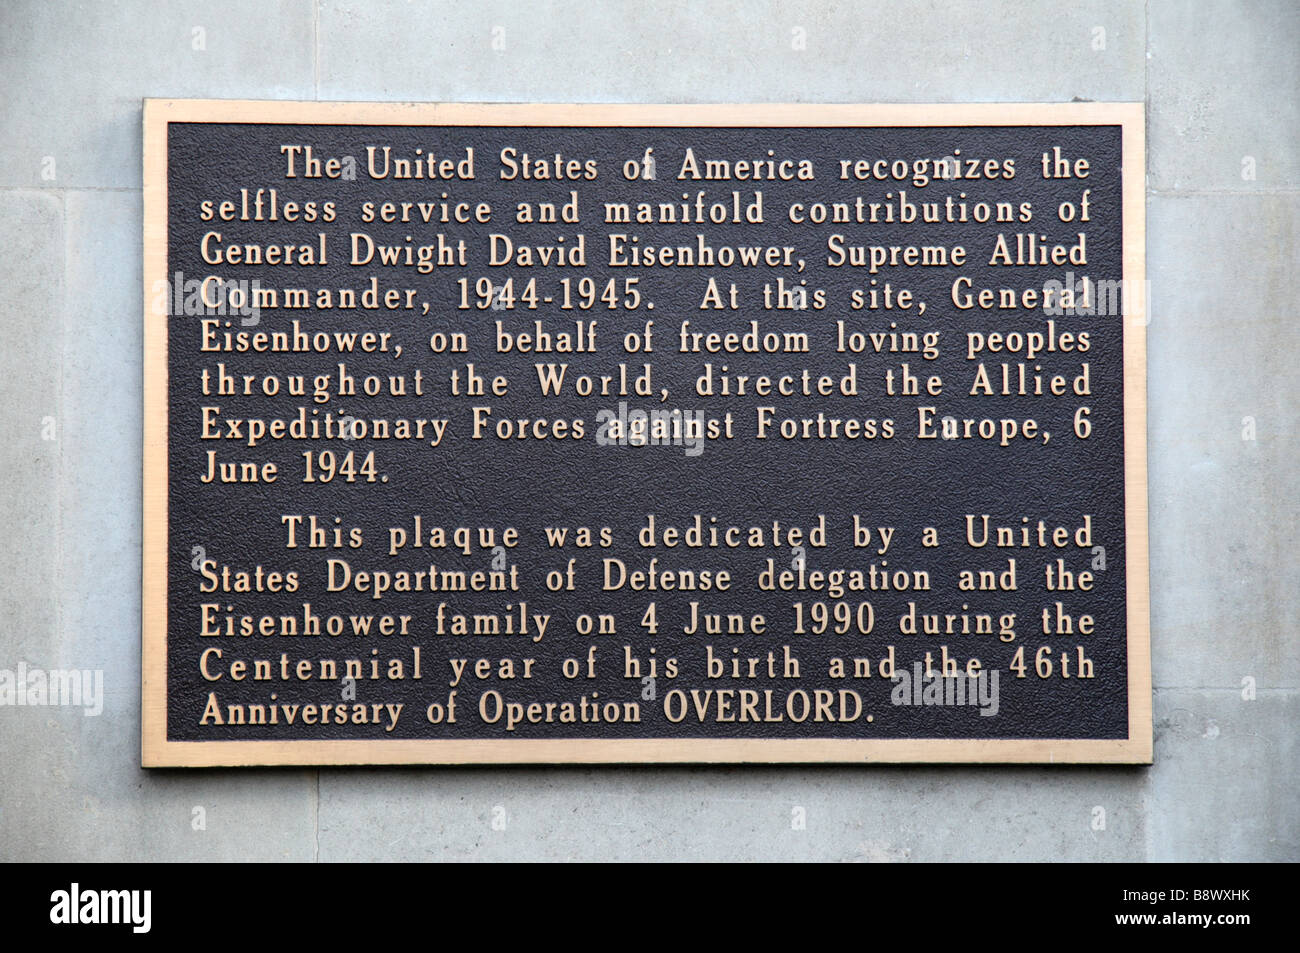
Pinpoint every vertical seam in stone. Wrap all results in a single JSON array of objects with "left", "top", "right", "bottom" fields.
[
  {"left": 1143, "top": 0, "right": 1154, "bottom": 867},
  {"left": 57, "top": 190, "right": 67, "bottom": 676}
]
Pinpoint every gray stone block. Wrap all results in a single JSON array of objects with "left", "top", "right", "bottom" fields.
[
  {"left": 318, "top": 0, "right": 1144, "bottom": 104},
  {"left": 1149, "top": 688, "right": 1298, "bottom": 861},
  {"left": 0, "top": 188, "right": 318, "bottom": 864},
  {"left": 318, "top": 764, "right": 1145, "bottom": 861},
  {"left": 1148, "top": 0, "right": 1300, "bottom": 190},
  {"left": 1146, "top": 193, "right": 1300, "bottom": 690},
  {"left": 0, "top": 0, "right": 315, "bottom": 189},
  {"left": 0, "top": 706, "right": 318, "bottom": 861},
  {"left": 0, "top": 192, "right": 63, "bottom": 664}
]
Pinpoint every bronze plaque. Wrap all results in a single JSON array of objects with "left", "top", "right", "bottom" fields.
[{"left": 143, "top": 101, "right": 1149, "bottom": 765}]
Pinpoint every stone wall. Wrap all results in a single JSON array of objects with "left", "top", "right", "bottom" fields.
[{"left": 0, "top": 0, "right": 1294, "bottom": 861}]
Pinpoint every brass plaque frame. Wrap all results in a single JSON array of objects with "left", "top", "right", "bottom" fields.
[{"left": 143, "top": 101, "right": 1149, "bottom": 766}]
